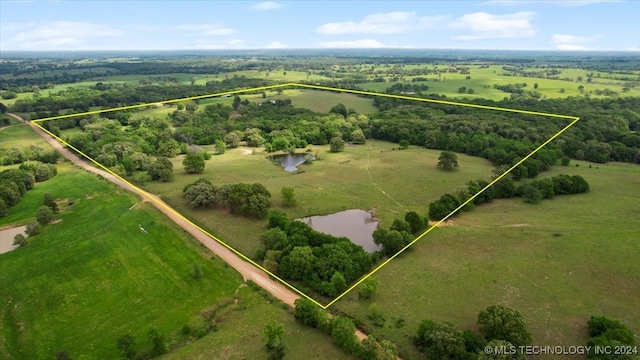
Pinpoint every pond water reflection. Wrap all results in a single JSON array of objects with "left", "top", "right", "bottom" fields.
[
  {"left": 268, "top": 153, "right": 311, "bottom": 172},
  {"left": 297, "top": 209, "right": 381, "bottom": 253}
]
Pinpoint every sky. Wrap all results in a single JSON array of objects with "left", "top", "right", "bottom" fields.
[{"left": 0, "top": 0, "right": 639, "bottom": 52}]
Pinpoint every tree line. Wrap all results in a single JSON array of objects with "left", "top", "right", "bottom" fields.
[{"left": 0, "top": 162, "right": 57, "bottom": 217}]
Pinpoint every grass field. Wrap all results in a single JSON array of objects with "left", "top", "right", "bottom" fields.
[
  {"left": 162, "top": 285, "right": 355, "bottom": 360},
  {"left": 0, "top": 162, "right": 354, "bottom": 359},
  {"left": 194, "top": 88, "right": 377, "bottom": 115},
  {"left": 0, "top": 163, "right": 244, "bottom": 359},
  {"left": 333, "top": 161, "right": 640, "bottom": 359},
  {"left": 359, "top": 64, "right": 640, "bottom": 100},
  {"left": 0, "top": 123, "right": 51, "bottom": 154},
  {"left": 143, "top": 140, "right": 495, "bottom": 258}
]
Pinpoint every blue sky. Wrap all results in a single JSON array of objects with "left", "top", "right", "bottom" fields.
[{"left": 1, "top": 0, "right": 638, "bottom": 51}]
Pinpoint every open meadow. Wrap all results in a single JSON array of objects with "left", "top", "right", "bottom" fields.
[
  {"left": 143, "top": 139, "right": 495, "bottom": 259},
  {"left": 334, "top": 160, "right": 640, "bottom": 359}
]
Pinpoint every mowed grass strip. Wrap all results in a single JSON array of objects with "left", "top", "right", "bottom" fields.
[
  {"left": 334, "top": 161, "right": 640, "bottom": 360},
  {"left": 0, "top": 165, "right": 243, "bottom": 359},
  {"left": 144, "top": 140, "right": 494, "bottom": 257}
]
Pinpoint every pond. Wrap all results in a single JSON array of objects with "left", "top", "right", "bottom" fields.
[
  {"left": 297, "top": 209, "right": 381, "bottom": 253},
  {"left": 0, "top": 225, "right": 26, "bottom": 254},
  {"left": 268, "top": 153, "right": 312, "bottom": 172}
]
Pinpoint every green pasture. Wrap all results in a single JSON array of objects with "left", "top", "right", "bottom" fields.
[
  {"left": 162, "top": 285, "right": 354, "bottom": 360},
  {"left": 0, "top": 164, "right": 246, "bottom": 359},
  {"left": 0, "top": 123, "right": 50, "bottom": 154},
  {"left": 334, "top": 161, "right": 640, "bottom": 359},
  {"left": 143, "top": 140, "right": 495, "bottom": 257}
]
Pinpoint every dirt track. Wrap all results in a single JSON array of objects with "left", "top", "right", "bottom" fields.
[{"left": 8, "top": 113, "right": 369, "bottom": 341}]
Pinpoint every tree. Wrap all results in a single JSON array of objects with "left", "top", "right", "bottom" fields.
[
  {"left": 367, "top": 303, "right": 386, "bottom": 327},
  {"left": 329, "top": 136, "right": 345, "bottom": 153},
  {"left": 183, "top": 153, "right": 205, "bottom": 174},
  {"left": 331, "top": 316, "right": 360, "bottom": 355},
  {"left": 331, "top": 271, "right": 347, "bottom": 295},
  {"left": 0, "top": 199, "right": 7, "bottom": 217},
  {"left": 147, "top": 328, "right": 168, "bottom": 356},
  {"left": 185, "top": 103, "right": 198, "bottom": 114},
  {"left": 294, "top": 298, "right": 326, "bottom": 328},
  {"left": 281, "top": 187, "right": 296, "bottom": 207},
  {"left": 415, "top": 320, "right": 468, "bottom": 360},
  {"left": 521, "top": 184, "right": 543, "bottom": 204},
  {"left": 260, "top": 227, "right": 288, "bottom": 250},
  {"left": 437, "top": 151, "right": 459, "bottom": 170},
  {"left": 477, "top": 305, "right": 532, "bottom": 347},
  {"left": 329, "top": 103, "right": 348, "bottom": 118},
  {"left": 36, "top": 205, "right": 54, "bottom": 225},
  {"left": 25, "top": 220, "right": 40, "bottom": 236},
  {"left": 351, "top": 129, "right": 366, "bottom": 144},
  {"left": 390, "top": 218, "right": 411, "bottom": 233},
  {"left": 263, "top": 320, "right": 286, "bottom": 360},
  {"left": 372, "top": 228, "right": 411, "bottom": 257},
  {"left": 43, "top": 193, "right": 58, "bottom": 212},
  {"left": 233, "top": 95, "right": 241, "bottom": 110},
  {"left": 0, "top": 102, "right": 7, "bottom": 114},
  {"left": 148, "top": 157, "right": 173, "bottom": 181},
  {"left": 214, "top": 140, "right": 226, "bottom": 155},
  {"left": 398, "top": 140, "right": 409, "bottom": 149},
  {"left": 358, "top": 277, "right": 379, "bottom": 300},
  {"left": 13, "top": 233, "right": 27, "bottom": 247},
  {"left": 116, "top": 334, "right": 136, "bottom": 360},
  {"left": 223, "top": 132, "right": 241, "bottom": 148},
  {"left": 404, "top": 211, "right": 426, "bottom": 234},
  {"left": 280, "top": 246, "right": 315, "bottom": 280}
]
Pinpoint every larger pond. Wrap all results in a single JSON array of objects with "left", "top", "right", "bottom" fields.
[
  {"left": 297, "top": 209, "right": 381, "bottom": 253},
  {"left": 0, "top": 225, "right": 26, "bottom": 254},
  {"left": 268, "top": 153, "right": 312, "bottom": 172}
]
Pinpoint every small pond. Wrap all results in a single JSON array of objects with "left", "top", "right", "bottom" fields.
[
  {"left": 0, "top": 225, "right": 26, "bottom": 254},
  {"left": 268, "top": 153, "right": 312, "bottom": 172},
  {"left": 297, "top": 209, "right": 381, "bottom": 253}
]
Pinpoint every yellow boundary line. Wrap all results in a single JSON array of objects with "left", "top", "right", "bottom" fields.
[{"left": 29, "top": 83, "right": 580, "bottom": 309}]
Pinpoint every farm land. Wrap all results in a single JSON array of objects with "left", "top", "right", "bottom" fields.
[{"left": 1, "top": 51, "right": 639, "bottom": 359}]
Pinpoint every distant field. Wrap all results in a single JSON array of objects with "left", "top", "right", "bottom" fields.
[
  {"left": 360, "top": 63, "right": 640, "bottom": 100},
  {"left": 195, "top": 88, "right": 377, "bottom": 114},
  {"left": 143, "top": 139, "right": 495, "bottom": 257},
  {"left": 334, "top": 161, "right": 640, "bottom": 360},
  {"left": 0, "top": 123, "right": 50, "bottom": 153}
]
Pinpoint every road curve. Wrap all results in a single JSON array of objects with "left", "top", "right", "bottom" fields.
[{"left": 8, "top": 113, "right": 369, "bottom": 342}]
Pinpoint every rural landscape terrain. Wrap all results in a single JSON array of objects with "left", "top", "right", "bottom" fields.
[{"left": 1, "top": 48, "right": 639, "bottom": 360}]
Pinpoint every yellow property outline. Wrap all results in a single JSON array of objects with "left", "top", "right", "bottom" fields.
[{"left": 30, "top": 83, "right": 580, "bottom": 309}]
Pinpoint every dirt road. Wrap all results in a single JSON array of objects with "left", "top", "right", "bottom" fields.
[{"left": 8, "top": 113, "right": 369, "bottom": 341}]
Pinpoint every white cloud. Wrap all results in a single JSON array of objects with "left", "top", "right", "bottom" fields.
[
  {"left": 317, "top": 11, "right": 448, "bottom": 35},
  {"left": 266, "top": 41, "right": 287, "bottom": 49},
  {"left": 550, "top": 33, "right": 600, "bottom": 50},
  {"left": 5, "top": 21, "right": 124, "bottom": 50},
  {"left": 177, "top": 24, "right": 234, "bottom": 36},
  {"left": 319, "top": 39, "right": 389, "bottom": 48},
  {"left": 252, "top": 1, "right": 282, "bottom": 11},
  {"left": 451, "top": 11, "right": 536, "bottom": 40}
]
